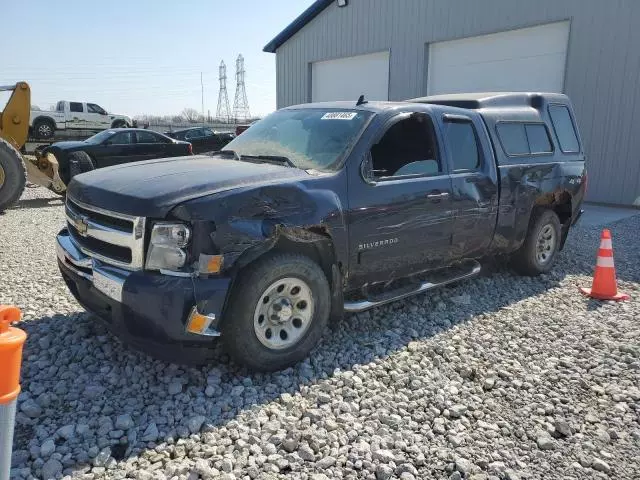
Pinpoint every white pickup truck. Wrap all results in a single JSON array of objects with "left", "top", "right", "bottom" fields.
[{"left": 30, "top": 101, "right": 135, "bottom": 139}]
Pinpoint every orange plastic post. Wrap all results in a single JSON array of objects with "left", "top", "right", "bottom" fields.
[
  {"left": 0, "top": 305, "right": 26, "bottom": 405},
  {"left": 580, "top": 229, "right": 630, "bottom": 301}
]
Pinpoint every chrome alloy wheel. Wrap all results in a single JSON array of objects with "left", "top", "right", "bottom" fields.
[{"left": 253, "top": 277, "right": 314, "bottom": 350}]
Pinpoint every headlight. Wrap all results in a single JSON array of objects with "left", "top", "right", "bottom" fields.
[{"left": 145, "top": 222, "right": 191, "bottom": 271}]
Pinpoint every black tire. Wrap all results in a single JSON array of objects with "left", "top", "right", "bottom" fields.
[
  {"left": 0, "top": 138, "right": 27, "bottom": 211},
  {"left": 67, "top": 151, "right": 95, "bottom": 181},
  {"left": 221, "top": 253, "right": 331, "bottom": 371},
  {"left": 112, "top": 121, "right": 127, "bottom": 129},
  {"left": 511, "top": 209, "right": 562, "bottom": 276},
  {"left": 33, "top": 118, "right": 55, "bottom": 139}
]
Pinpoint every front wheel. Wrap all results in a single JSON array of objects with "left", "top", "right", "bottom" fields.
[
  {"left": 511, "top": 209, "right": 562, "bottom": 276},
  {"left": 221, "top": 253, "right": 331, "bottom": 371},
  {"left": 67, "top": 151, "right": 95, "bottom": 181}
]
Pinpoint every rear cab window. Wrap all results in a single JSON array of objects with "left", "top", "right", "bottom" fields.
[
  {"left": 443, "top": 117, "right": 481, "bottom": 171},
  {"left": 496, "top": 122, "right": 553, "bottom": 157},
  {"left": 548, "top": 104, "right": 581, "bottom": 153}
]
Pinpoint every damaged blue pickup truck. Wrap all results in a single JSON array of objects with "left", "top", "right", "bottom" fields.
[{"left": 56, "top": 92, "right": 586, "bottom": 371}]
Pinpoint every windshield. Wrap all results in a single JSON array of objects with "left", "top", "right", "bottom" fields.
[
  {"left": 223, "top": 108, "right": 373, "bottom": 171},
  {"left": 85, "top": 130, "right": 118, "bottom": 144}
]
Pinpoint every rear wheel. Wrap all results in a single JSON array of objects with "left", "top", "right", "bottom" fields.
[
  {"left": 67, "top": 151, "right": 95, "bottom": 181},
  {"left": 511, "top": 209, "right": 562, "bottom": 276},
  {"left": 33, "top": 118, "right": 55, "bottom": 139},
  {"left": 0, "top": 138, "right": 27, "bottom": 211},
  {"left": 221, "top": 253, "right": 331, "bottom": 371}
]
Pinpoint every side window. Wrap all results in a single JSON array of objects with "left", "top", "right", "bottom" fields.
[
  {"left": 496, "top": 123, "right": 529, "bottom": 156},
  {"left": 549, "top": 105, "right": 580, "bottom": 153},
  {"left": 443, "top": 119, "right": 480, "bottom": 171},
  {"left": 87, "top": 103, "right": 106, "bottom": 115},
  {"left": 136, "top": 131, "right": 164, "bottom": 143},
  {"left": 107, "top": 132, "right": 134, "bottom": 145},
  {"left": 69, "top": 102, "right": 84, "bottom": 113},
  {"left": 497, "top": 122, "right": 553, "bottom": 156},
  {"left": 370, "top": 113, "right": 440, "bottom": 179},
  {"left": 201, "top": 127, "right": 215, "bottom": 137},
  {"left": 185, "top": 129, "right": 203, "bottom": 140},
  {"left": 525, "top": 124, "right": 552, "bottom": 153}
]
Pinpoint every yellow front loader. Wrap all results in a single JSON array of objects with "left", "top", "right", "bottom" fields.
[{"left": 0, "top": 82, "right": 65, "bottom": 211}]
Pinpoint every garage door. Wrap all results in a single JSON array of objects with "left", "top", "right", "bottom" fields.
[
  {"left": 311, "top": 51, "right": 390, "bottom": 102},
  {"left": 427, "top": 22, "right": 570, "bottom": 95}
]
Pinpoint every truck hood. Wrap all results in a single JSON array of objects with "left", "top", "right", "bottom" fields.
[{"left": 67, "top": 155, "right": 310, "bottom": 217}]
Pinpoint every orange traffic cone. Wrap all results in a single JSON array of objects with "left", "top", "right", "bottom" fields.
[
  {"left": 1, "top": 305, "right": 26, "bottom": 480},
  {"left": 580, "top": 229, "right": 629, "bottom": 301}
]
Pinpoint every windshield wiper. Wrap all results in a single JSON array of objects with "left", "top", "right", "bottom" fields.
[
  {"left": 213, "top": 149, "right": 241, "bottom": 160},
  {"left": 239, "top": 155, "right": 296, "bottom": 168}
]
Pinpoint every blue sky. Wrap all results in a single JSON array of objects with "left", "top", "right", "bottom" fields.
[{"left": 2, "top": 0, "right": 314, "bottom": 117}]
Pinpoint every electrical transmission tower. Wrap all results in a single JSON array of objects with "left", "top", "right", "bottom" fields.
[
  {"left": 232, "top": 54, "right": 250, "bottom": 121},
  {"left": 216, "top": 60, "right": 231, "bottom": 122}
]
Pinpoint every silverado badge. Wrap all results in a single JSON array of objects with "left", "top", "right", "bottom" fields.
[{"left": 358, "top": 238, "right": 398, "bottom": 251}]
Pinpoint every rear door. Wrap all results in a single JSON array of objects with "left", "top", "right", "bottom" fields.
[
  {"left": 184, "top": 128, "right": 206, "bottom": 153},
  {"left": 135, "top": 131, "right": 169, "bottom": 160},
  {"left": 66, "top": 102, "right": 86, "bottom": 130},
  {"left": 441, "top": 113, "right": 499, "bottom": 259},
  {"left": 347, "top": 111, "right": 454, "bottom": 286}
]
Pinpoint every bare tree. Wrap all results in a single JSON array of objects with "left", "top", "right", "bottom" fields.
[{"left": 181, "top": 108, "right": 200, "bottom": 123}]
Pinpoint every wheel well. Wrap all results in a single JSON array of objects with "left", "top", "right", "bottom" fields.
[
  {"left": 33, "top": 116, "right": 55, "bottom": 127},
  {"left": 553, "top": 199, "right": 572, "bottom": 225},
  {"left": 534, "top": 192, "right": 572, "bottom": 225},
  {"left": 111, "top": 119, "right": 127, "bottom": 127},
  {"left": 271, "top": 230, "right": 337, "bottom": 288}
]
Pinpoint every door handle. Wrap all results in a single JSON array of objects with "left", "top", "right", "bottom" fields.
[{"left": 426, "top": 191, "right": 450, "bottom": 199}]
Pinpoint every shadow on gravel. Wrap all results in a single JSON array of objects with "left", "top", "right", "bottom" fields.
[
  {"left": 9, "top": 194, "right": 64, "bottom": 210},
  {"left": 13, "top": 218, "right": 640, "bottom": 476}
]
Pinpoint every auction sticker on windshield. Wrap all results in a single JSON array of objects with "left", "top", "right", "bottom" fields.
[{"left": 321, "top": 112, "right": 358, "bottom": 120}]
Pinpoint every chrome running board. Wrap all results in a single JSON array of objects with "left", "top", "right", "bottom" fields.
[{"left": 343, "top": 260, "right": 482, "bottom": 313}]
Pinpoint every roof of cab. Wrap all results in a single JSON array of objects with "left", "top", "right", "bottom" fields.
[
  {"left": 408, "top": 92, "right": 570, "bottom": 110},
  {"left": 281, "top": 100, "right": 405, "bottom": 113}
]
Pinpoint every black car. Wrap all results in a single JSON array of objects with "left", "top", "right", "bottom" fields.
[
  {"left": 166, "top": 127, "right": 234, "bottom": 154},
  {"left": 42, "top": 128, "right": 192, "bottom": 187},
  {"left": 57, "top": 93, "right": 586, "bottom": 371}
]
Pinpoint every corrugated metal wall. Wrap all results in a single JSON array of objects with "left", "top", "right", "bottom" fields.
[{"left": 274, "top": 0, "right": 640, "bottom": 206}]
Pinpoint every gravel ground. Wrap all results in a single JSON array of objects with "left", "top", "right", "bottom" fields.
[{"left": 2, "top": 187, "right": 639, "bottom": 480}]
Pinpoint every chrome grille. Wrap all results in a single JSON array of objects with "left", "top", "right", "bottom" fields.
[{"left": 65, "top": 197, "right": 146, "bottom": 270}]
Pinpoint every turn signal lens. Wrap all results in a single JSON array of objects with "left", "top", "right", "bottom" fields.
[
  {"left": 198, "top": 254, "right": 223, "bottom": 274},
  {"left": 185, "top": 307, "right": 219, "bottom": 336}
]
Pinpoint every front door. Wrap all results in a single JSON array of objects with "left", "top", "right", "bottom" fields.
[
  {"left": 347, "top": 111, "right": 454, "bottom": 287},
  {"left": 95, "top": 131, "right": 137, "bottom": 167},
  {"left": 86, "top": 103, "right": 111, "bottom": 130}
]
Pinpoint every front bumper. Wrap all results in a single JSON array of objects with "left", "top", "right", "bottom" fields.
[{"left": 56, "top": 229, "right": 231, "bottom": 362}]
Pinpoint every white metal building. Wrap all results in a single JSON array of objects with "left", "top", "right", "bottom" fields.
[{"left": 264, "top": 0, "right": 640, "bottom": 206}]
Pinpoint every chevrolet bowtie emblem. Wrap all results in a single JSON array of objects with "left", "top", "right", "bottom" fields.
[{"left": 76, "top": 215, "right": 89, "bottom": 236}]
